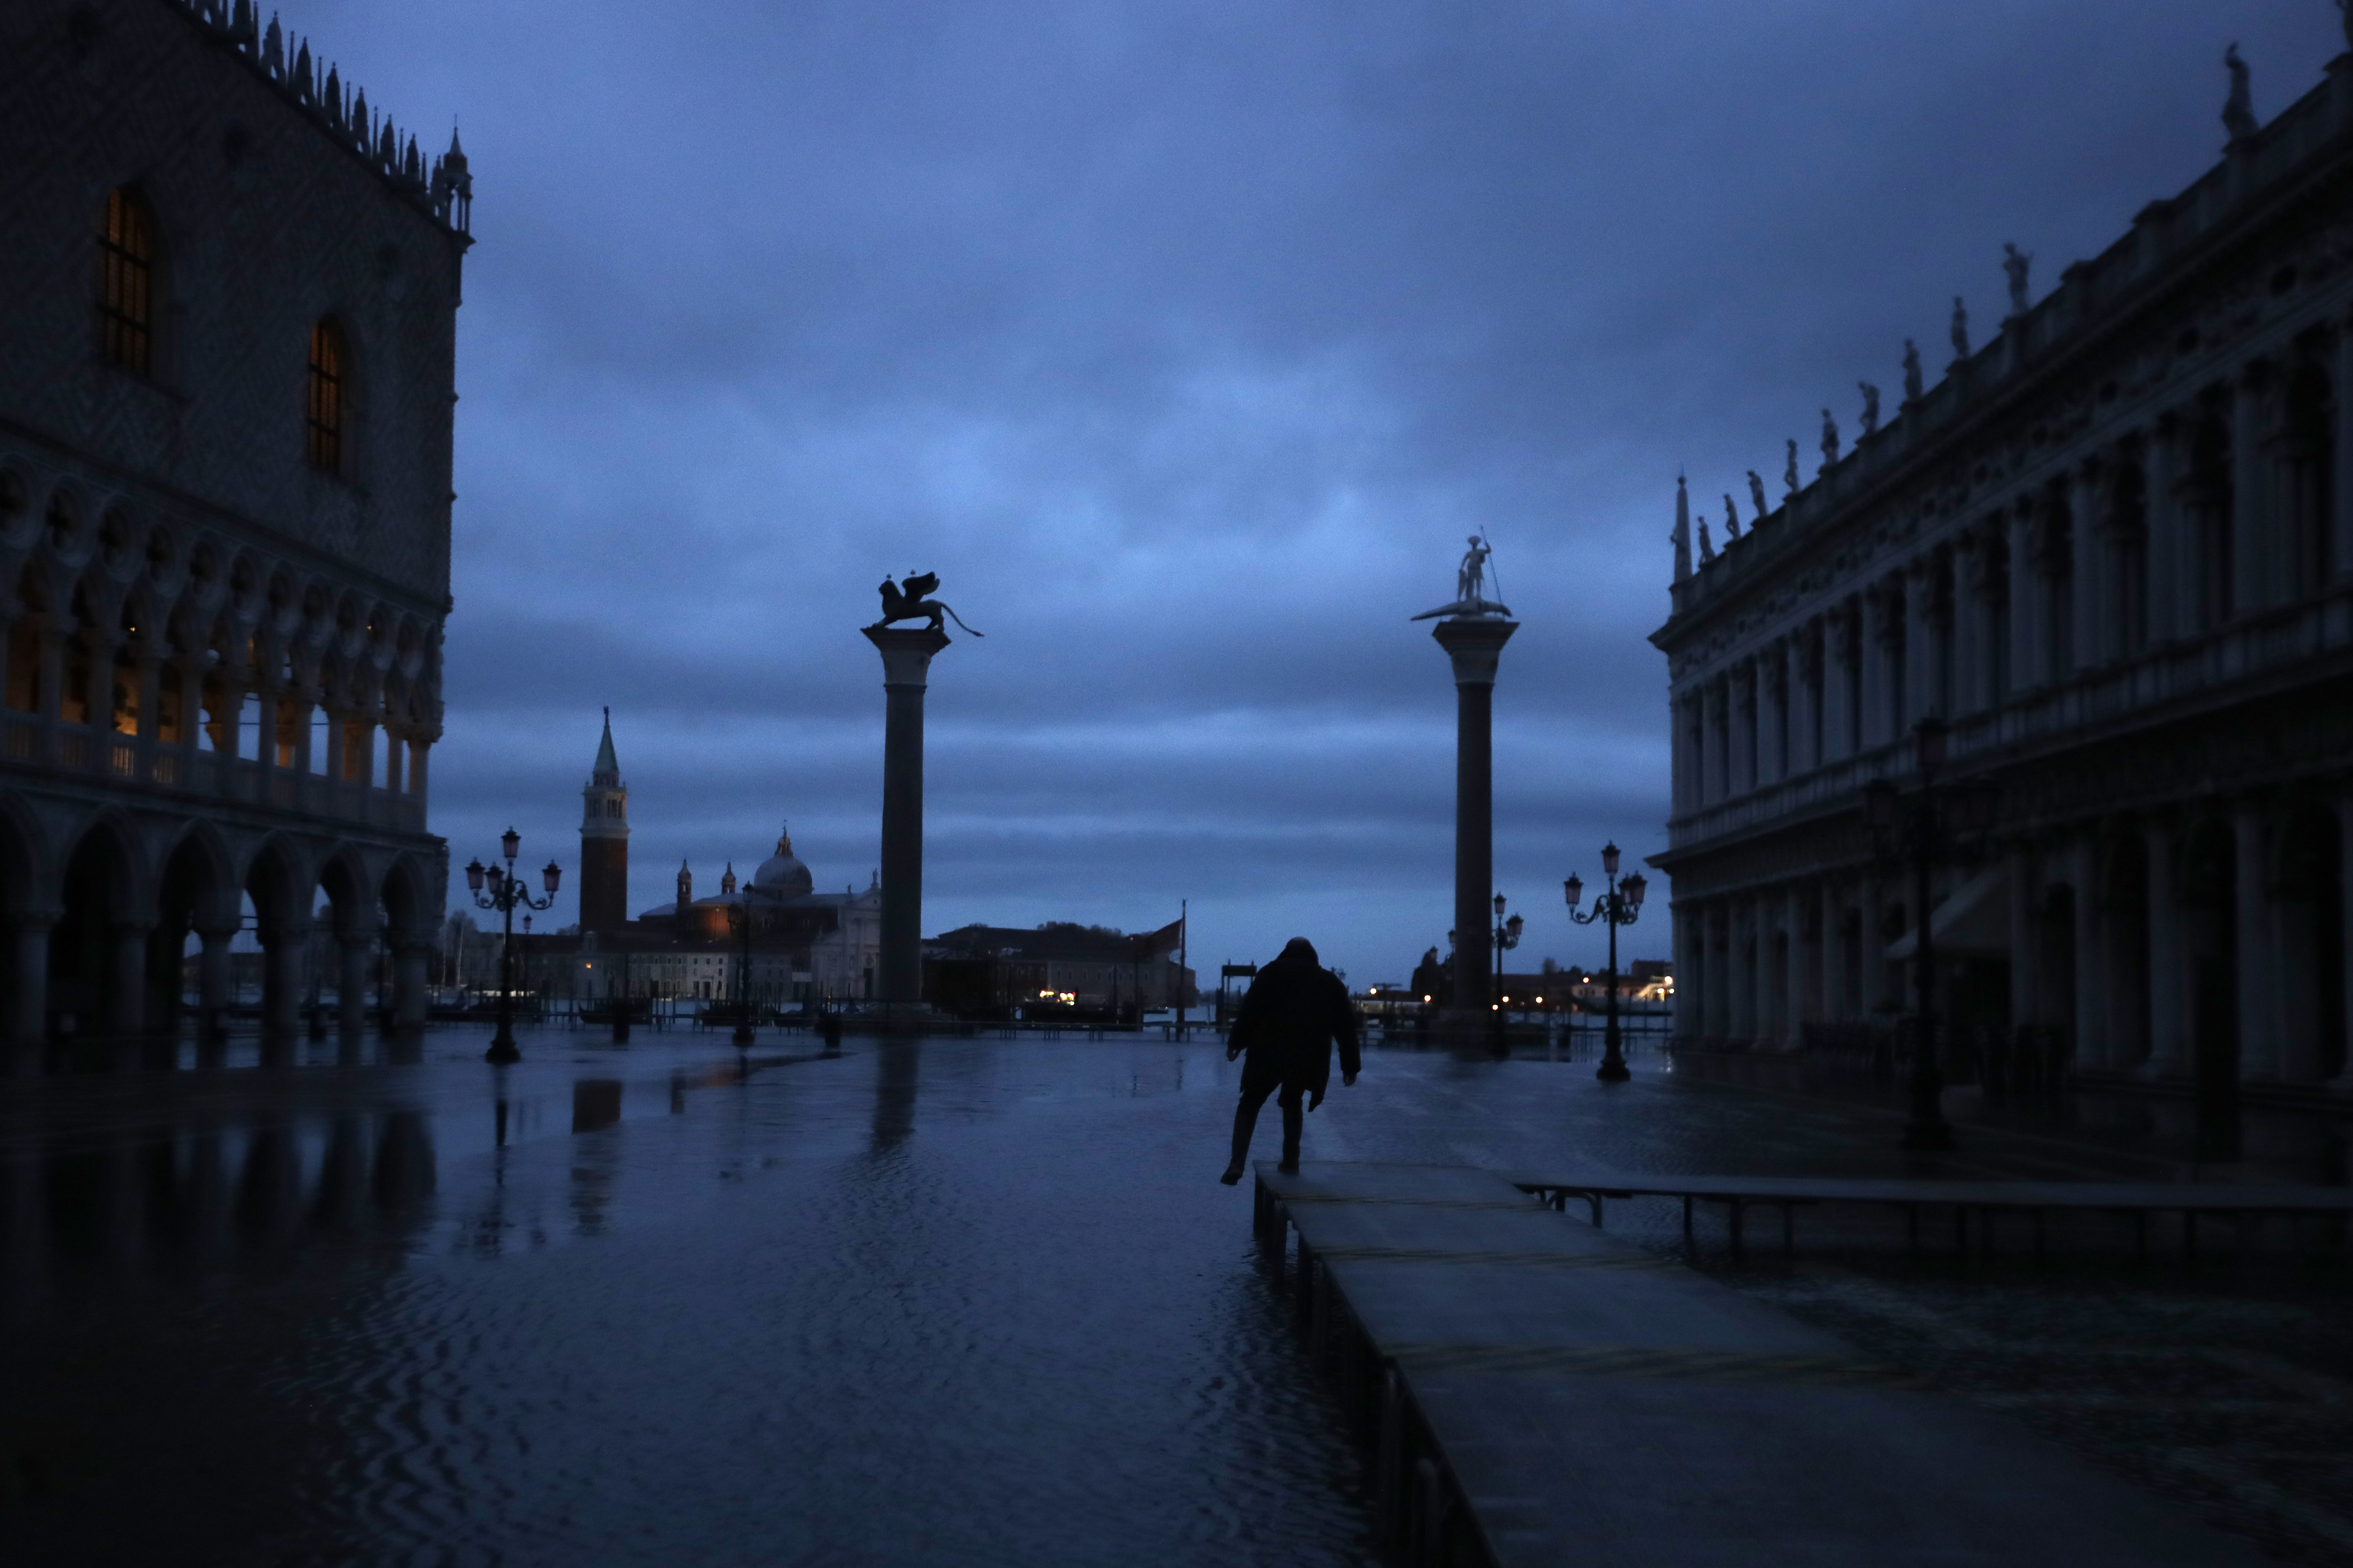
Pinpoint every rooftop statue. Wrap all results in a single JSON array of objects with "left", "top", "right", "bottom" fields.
[
  {"left": 2002, "top": 243, "right": 2032, "bottom": 318},
  {"left": 1411, "top": 534, "right": 1512, "bottom": 620},
  {"left": 2223, "top": 44, "right": 2257, "bottom": 141},
  {"left": 1950, "top": 296, "right": 1970, "bottom": 361},
  {"left": 1698, "top": 520, "right": 1715, "bottom": 562},
  {"left": 1747, "top": 469, "right": 1768, "bottom": 520},
  {"left": 1784, "top": 439, "right": 1799, "bottom": 496},
  {"left": 1858, "top": 381, "right": 1881, "bottom": 436},
  {"left": 870, "top": 570, "right": 985, "bottom": 636},
  {"left": 1819, "top": 407, "right": 1840, "bottom": 469},
  {"left": 1902, "top": 339, "right": 1924, "bottom": 403},
  {"left": 1722, "top": 494, "right": 1741, "bottom": 540},
  {"left": 2342, "top": 0, "right": 2353, "bottom": 53}
]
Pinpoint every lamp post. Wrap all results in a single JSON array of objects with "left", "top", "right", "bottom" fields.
[
  {"left": 1489, "top": 893, "right": 1523, "bottom": 1055},
  {"left": 1862, "top": 718, "right": 1998, "bottom": 1153},
  {"left": 465, "top": 828, "right": 561, "bottom": 1065},
  {"left": 1565, "top": 841, "right": 1647, "bottom": 1083},
  {"left": 724, "top": 896, "right": 756, "bottom": 1047}
]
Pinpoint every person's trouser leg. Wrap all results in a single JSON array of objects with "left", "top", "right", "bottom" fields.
[
  {"left": 1227, "top": 1080, "right": 1277, "bottom": 1176},
  {"left": 1278, "top": 1084, "right": 1305, "bottom": 1169}
]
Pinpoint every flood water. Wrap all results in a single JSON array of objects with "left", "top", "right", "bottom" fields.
[{"left": 9, "top": 1027, "right": 2353, "bottom": 1565}]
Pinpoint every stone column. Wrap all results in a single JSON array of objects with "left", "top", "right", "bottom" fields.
[
  {"left": 2070, "top": 839, "right": 2106, "bottom": 1070},
  {"left": 263, "top": 918, "right": 308, "bottom": 1037},
  {"left": 1821, "top": 880, "right": 1849, "bottom": 1023},
  {"left": 1672, "top": 899, "right": 1700, "bottom": 1040},
  {"left": 195, "top": 922, "right": 234, "bottom": 1045},
  {"left": 1858, "top": 589, "right": 1887, "bottom": 749},
  {"left": 2231, "top": 369, "right": 2267, "bottom": 615},
  {"left": 2336, "top": 325, "right": 2353, "bottom": 586},
  {"left": 1429, "top": 617, "right": 1516, "bottom": 1028},
  {"left": 1953, "top": 536, "right": 1983, "bottom": 714},
  {"left": 2006, "top": 506, "right": 2039, "bottom": 690},
  {"left": 863, "top": 624, "right": 956, "bottom": 1013},
  {"left": 1823, "top": 610, "right": 1854, "bottom": 762},
  {"left": 2233, "top": 803, "right": 2277, "bottom": 1079},
  {"left": 393, "top": 940, "right": 431, "bottom": 1030},
  {"left": 1903, "top": 563, "right": 1935, "bottom": 725},
  {"left": 2142, "top": 425, "right": 2182, "bottom": 646},
  {"left": 2144, "top": 819, "right": 2188, "bottom": 1076},
  {"left": 1784, "top": 882, "right": 1810, "bottom": 1047},
  {"left": 338, "top": 930, "right": 374, "bottom": 1036},
  {"left": 1795, "top": 628, "right": 1822, "bottom": 773},
  {"left": 2006, "top": 844, "right": 2038, "bottom": 1030},
  {"left": 2070, "top": 465, "right": 2107, "bottom": 669},
  {"left": 7, "top": 912, "right": 54, "bottom": 1074}
]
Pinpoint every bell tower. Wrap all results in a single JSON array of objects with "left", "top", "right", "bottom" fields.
[{"left": 579, "top": 708, "right": 630, "bottom": 932}]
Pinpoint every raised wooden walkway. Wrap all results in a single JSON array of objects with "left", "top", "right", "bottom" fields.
[
  {"left": 1254, "top": 1160, "right": 2262, "bottom": 1568},
  {"left": 1506, "top": 1168, "right": 2353, "bottom": 1260}
]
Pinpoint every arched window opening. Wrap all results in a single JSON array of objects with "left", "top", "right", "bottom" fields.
[
  {"left": 99, "top": 188, "right": 157, "bottom": 376},
  {"left": 306, "top": 320, "right": 348, "bottom": 475}
]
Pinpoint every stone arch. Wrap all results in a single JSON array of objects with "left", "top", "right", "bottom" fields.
[{"left": 51, "top": 808, "right": 151, "bottom": 1045}]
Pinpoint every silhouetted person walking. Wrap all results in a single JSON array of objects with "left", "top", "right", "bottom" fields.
[{"left": 1220, "top": 937, "right": 1360, "bottom": 1183}]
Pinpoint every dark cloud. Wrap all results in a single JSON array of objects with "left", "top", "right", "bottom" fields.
[{"left": 304, "top": 0, "right": 2343, "bottom": 976}]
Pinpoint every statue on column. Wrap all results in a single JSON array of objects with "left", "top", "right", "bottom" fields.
[
  {"left": 2223, "top": 44, "right": 2257, "bottom": 141},
  {"left": 1722, "top": 494, "right": 1741, "bottom": 540},
  {"left": 2002, "top": 243, "right": 2032, "bottom": 318},
  {"left": 1858, "top": 382, "right": 1881, "bottom": 436},
  {"left": 1949, "top": 296, "right": 1971, "bottom": 361},
  {"left": 1747, "top": 469, "right": 1768, "bottom": 520},
  {"left": 1456, "top": 535, "right": 1491, "bottom": 604},
  {"left": 1902, "top": 339, "right": 1924, "bottom": 403},
  {"left": 1412, "top": 534, "right": 1512, "bottom": 619},
  {"left": 1783, "top": 439, "right": 1799, "bottom": 496},
  {"left": 1819, "top": 407, "right": 1840, "bottom": 470}
]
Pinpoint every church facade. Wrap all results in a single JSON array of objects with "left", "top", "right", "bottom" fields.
[
  {"left": 517, "top": 715, "right": 881, "bottom": 1007},
  {"left": 0, "top": 0, "right": 470, "bottom": 1065},
  {"left": 1655, "top": 46, "right": 2353, "bottom": 1169}
]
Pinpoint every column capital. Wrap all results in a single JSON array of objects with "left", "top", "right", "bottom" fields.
[
  {"left": 1429, "top": 617, "right": 1516, "bottom": 687},
  {"left": 862, "top": 625, "right": 953, "bottom": 688}
]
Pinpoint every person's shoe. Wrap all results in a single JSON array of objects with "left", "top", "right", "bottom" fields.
[{"left": 1218, "top": 1163, "right": 1245, "bottom": 1185}]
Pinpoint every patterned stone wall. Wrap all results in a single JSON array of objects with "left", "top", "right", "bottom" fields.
[{"left": 0, "top": 0, "right": 463, "bottom": 603}]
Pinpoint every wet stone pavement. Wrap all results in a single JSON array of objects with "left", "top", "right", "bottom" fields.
[{"left": 4, "top": 1028, "right": 2353, "bottom": 1565}]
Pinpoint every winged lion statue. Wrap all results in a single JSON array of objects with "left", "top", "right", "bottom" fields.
[{"left": 870, "top": 571, "right": 985, "bottom": 636}]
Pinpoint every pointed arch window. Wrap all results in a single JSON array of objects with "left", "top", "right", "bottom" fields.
[
  {"left": 99, "top": 188, "right": 157, "bottom": 376},
  {"left": 306, "top": 319, "right": 348, "bottom": 475}
]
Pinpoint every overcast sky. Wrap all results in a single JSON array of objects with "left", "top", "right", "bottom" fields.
[{"left": 302, "top": 0, "right": 2345, "bottom": 983}]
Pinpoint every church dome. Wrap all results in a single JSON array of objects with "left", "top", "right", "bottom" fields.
[{"left": 750, "top": 827, "right": 814, "bottom": 900}]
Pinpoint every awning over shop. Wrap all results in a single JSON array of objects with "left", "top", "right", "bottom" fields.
[{"left": 1885, "top": 866, "right": 2008, "bottom": 961}]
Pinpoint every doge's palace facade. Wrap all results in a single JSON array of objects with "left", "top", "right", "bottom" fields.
[
  {"left": 0, "top": 0, "right": 471, "bottom": 1065},
  {"left": 1655, "top": 50, "right": 2353, "bottom": 1165}
]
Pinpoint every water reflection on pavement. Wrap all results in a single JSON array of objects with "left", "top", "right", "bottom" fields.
[
  {"left": 14, "top": 1029, "right": 2353, "bottom": 1566},
  {"left": 3, "top": 1029, "right": 1398, "bottom": 1567}
]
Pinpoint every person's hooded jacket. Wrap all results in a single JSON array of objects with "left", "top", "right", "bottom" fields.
[{"left": 1229, "top": 938, "right": 1361, "bottom": 1101}]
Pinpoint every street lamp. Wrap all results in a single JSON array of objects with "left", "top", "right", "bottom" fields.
[
  {"left": 1863, "top": 717, "right": 1998, "bottom": 1152},
  {"left": 724, "top": 896, "right": 756, "bottom": 1047},
  {"left": 1565, "top": 840, "right": 1647, "bottom": 1083},
  {"left": 465, "top": 827, "right": 560, "bottom": 1065},
  {"left": 1490, "top": 892, "right": 1523, "bottom": 1055}
]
